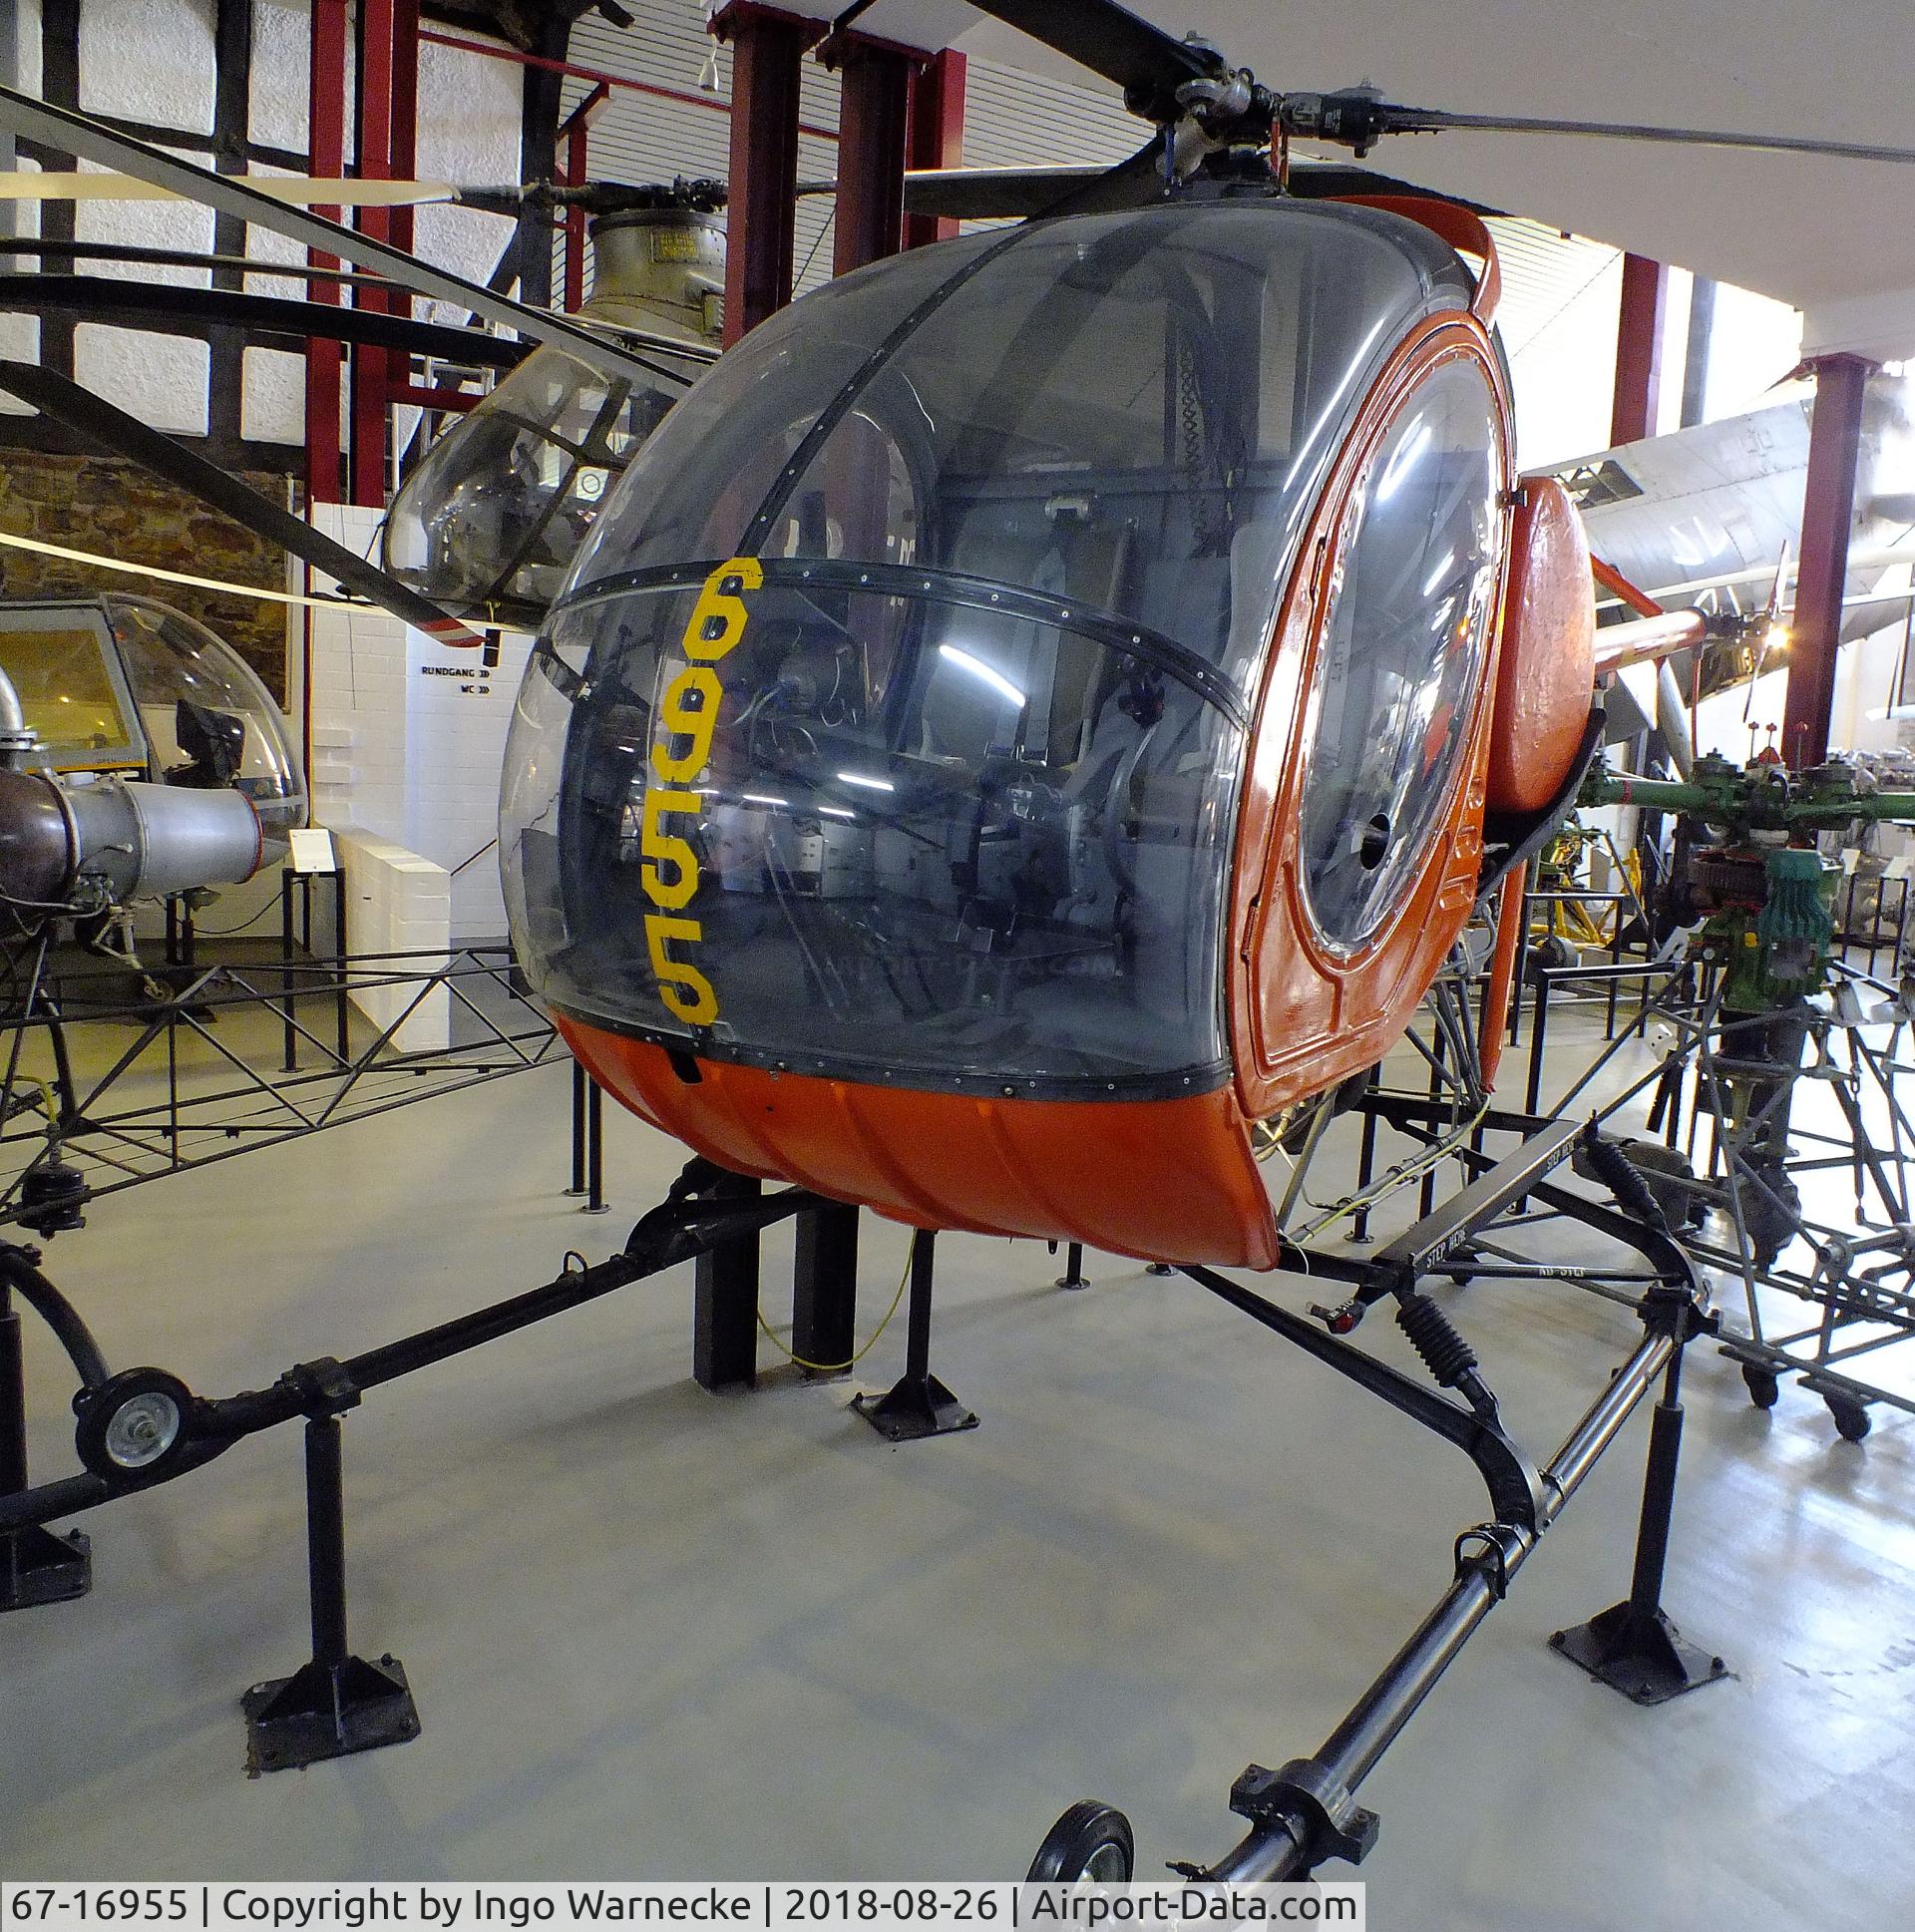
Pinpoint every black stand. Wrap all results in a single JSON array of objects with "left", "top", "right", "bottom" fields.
[
  {"left": 279, "top": 868, "right": 349, "bottom": 1073},
  {"left": 242, "top": 1411, "right": 419, "bottom": 1773},
  {"left": 566, "top": 1064, "right": 608, "bottom": 1214},
  {"left": 1550, "top": 1346, "right": 1727, "bottom": 1705},
  {"left": 693, "top": 1171, "right": 762, "bottom": 1390},
  {"left": 854, "top": 1231, "right": 976, "bottom": 1440},
  {"left": 1054, "top": 1242, "right": 1089, "bottom": 1290},
  {"left": 0, "top": 1280, "right": 89, "bottom": 1612},
  {"left": 793, "top": 1202, "right": 859, "bottom": 1374}
]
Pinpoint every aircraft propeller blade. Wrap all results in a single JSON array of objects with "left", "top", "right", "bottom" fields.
[
  {"left": 898, "top": 158, "right": 1499, "bottom": 222},
  {"left": 0, "top": 358, "right": 491, "bottom": 647},
  {"left": 900, "top": 165, "right": 1111, "bottom": 221},
  {"left": 944, "top": 2, "right": 1915, "bottom": 175},
  {"left": 0, "top": 85, "right": 673, "bottom": 389}
]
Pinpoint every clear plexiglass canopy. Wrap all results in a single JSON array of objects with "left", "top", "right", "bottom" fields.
[
  {"left": 0, "top": 594, "right": 305, "bottom": 839},
  {"left": 503, "top": 196, "right": 1482, "bottom": 1095}
]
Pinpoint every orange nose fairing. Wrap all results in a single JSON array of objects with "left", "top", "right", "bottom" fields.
[{"left": 556, "top": 1015, "right": 1282, "bottom": 1269}]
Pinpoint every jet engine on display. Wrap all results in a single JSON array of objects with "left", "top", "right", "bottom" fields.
[{"left": 0, "top": 593, "right": 305, "bottom": 919}]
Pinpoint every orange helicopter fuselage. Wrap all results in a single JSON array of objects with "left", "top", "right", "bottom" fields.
[{"left": 552, "top": 205, "right": 1598, "bottom": 1268}]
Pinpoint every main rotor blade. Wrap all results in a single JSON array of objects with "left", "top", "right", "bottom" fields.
[
  {"left": 0, "top": 274, "right": 531, "bottom": 369},
  {"left": 0, "top": 359, "right": 489, "bottom": 646},
  {"left": 900, "top": 157, "right": 1502, "bottom": 222},
  {"left": 1029, "top": 135, "right": 1173, "bottom": 217},
  {"left": 0, "top": 85, "right": 662, "bottom": 388},
  {"left": 1382, "top": 103, "right": 1915, "bottom": 166},
  {"left": 962, "top": 0, "right": 1222, "bottom": 120},
  {"left": 902, "top": 165, "right": 1110, "bottom": 221},
  {"left": 0, "top": 171, "right": 460, "bottom": 205}
]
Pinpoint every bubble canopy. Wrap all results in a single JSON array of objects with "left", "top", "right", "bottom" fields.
[
  {"left": 0, "top": 593, "right": 305, "bottom": 840},
  {"left": 503, "top": 198, "right": 1478, "bottom": 1095}
]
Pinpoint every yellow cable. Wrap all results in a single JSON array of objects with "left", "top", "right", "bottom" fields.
[
  {"left": 755, "top": 1240, "right": 915, "bottom": 1373},
  {"left": 1297, "top": 1098, "right": 1493, "bottom": 1241}
]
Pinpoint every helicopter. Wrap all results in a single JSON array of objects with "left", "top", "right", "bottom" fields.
[
  {"left": 501, "top": 0, "right": 1915, "bottom": 1271},
  {"left": 1, "top": 6, "right": 1908, "bottom": 1272},
  {"left": 0, "top": 592, "right": 305, "bottom": 920}
]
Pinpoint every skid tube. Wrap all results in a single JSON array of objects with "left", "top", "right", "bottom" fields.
[
  {"left": 1032, "top": 1119, "right": 1725, "bottom": 1883},
  {"left": 9, "top": 1120, "right": 1724, "bottom": 1866},
  {"left": 0, "top": 1158, "right": 831, "bottom": 1546},
  {"left": 0, "top": 1159, "right": 834, "bottom": 1763}
]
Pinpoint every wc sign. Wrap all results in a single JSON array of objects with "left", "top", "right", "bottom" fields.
[{"left": 415, "top": 627, "right": 504, "bottom": 695}]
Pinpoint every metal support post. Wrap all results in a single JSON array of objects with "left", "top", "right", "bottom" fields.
[
  {"left": 279, "top": 868, "right": 298, "bottom": 1071},
  {"left": 853, "top": 1230, "right": 976, "bottom": 1440},
  {"left": 1054, "top": 1242, "right": 1089, "bottom": 1290},
  {"left": 824, "top": 34, "right": 913, "bottom": 276},
  {"left": 1610, "top": 253, "right": 1668, "bottom": 446},
  {"left": 304, "top": 0, "right": 349, "bottom": 506},
  {"left": 693, "top": 1170, "right": 762, "bottom": 1389},
  {"left": 712, "top": 3, "right": 822, "bottom": 344},
  {"left": 332, "top": 869, "right": 349, "bottom": 1064},
  {"left": 792, "top": 1201, "right": 859, "bottom": 1371},
  {"left": 903, "top": 50, "right": 965, "bottom": 249},
  {"left": 567, "top": 1058, "right": 587, "bottom": 1196},
  {"left": 241, "top": 1406, "right": 419, "bottom": 1772},
  {"left": 584, "top": 1078, "right": 606, "bottom": 1214},
  {"left": 0, "top": 1275, "right": 90, "bottom": 1611},
  {"left": 1549, "top": 1338, "right": 1728, "bottom": 1704}
]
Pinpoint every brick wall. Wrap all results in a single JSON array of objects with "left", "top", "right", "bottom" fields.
[{"left": 0, "top": 451, "right": 295, "bottom": 703}]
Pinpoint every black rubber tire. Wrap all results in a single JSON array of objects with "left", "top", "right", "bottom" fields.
[
  {"left": 1027, "top": 1802, "right": 1136, "bottom": 1883},
  {"left": 1827, "top": 1393, "right": 1872, "bottom": 1443},
  {"left": 1740, "top": 1363, "right": 1780, "bottom": 1410}
]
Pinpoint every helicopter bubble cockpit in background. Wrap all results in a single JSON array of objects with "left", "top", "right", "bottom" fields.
[
  {"left": 0, "top": 593, "right": 305, "bottom": 910},
  {"left": 379, "top": 191, "right": 723, "bottom": 627},
  {"left": 502, "top": 194, "right": 1592, "bottom": 1266}
]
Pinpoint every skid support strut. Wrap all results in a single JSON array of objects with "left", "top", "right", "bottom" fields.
[
  {"left": 1549, "top": 1338, "right": 1727, "bottom": 1702},
  {"left": 853, "top": 1230, "right": 976, "bottom": 1440},
  {"left": 242, "top": 1366, "right": 419, "bottom": 1774},
  {"left": 1033, "top": 1121, "right": 1726, "bottom": 1884},
  {"left": 0, "top": 1275, "right": 89, "bottom": 1610},
  {"left": 0, "top": 1248, "right": 98, "bottom": 1611}
]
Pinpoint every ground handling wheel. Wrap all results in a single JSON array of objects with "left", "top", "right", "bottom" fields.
[
  {"left": 1826, "top": 1391, "right": 1872, "bottom": 1442},
  {"left": 1027, "top": 1802, "right": 1136, "bottom": 1882},
  {"left": 1740, "top": 1361, "right": 1781, "bottom": 1410}
]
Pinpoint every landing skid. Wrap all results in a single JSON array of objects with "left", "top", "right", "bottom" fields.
[
  {"left": 1031, "top": 1109, "right": 1726, "bottom": 1881},
  {"left": 2, "top": 1113, "right": 1722, "bottom": 1882}
]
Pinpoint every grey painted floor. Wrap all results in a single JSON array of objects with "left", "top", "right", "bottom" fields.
[{"left": 4, "top": 1028, "right": 1914, "bottom": 1927}]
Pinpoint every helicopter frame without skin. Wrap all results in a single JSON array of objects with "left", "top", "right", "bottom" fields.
[{"left": 0, "top": 1072, "right": 1722, "bottom": 1882}]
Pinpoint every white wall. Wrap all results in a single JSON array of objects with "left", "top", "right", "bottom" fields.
[
  {"left": 28, "top": 0, "right": 519, "bottom": 448},
  {"left": 304, "top": 502, "right": 530, "bottom": 939}
]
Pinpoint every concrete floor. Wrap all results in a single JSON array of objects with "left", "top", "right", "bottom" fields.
[{"left": 4, "top": 1018, "right": 1915, "bottom": 1927}]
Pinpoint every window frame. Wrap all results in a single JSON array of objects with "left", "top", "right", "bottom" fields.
[{"left": 1289, "top": 337, "right": 1512, "bottom": 964}]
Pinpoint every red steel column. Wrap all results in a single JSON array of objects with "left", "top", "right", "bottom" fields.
[
  {"left": 712, "top": 2, "right": 822, "bottom": 346},
  {"left": 822, "top": 34, "right": 914, "bottom": 276},
  {"left": 904, "top": 50, "right": 964, "bottom": 249},
  {"left": 558, "top": 85, "right": 609, "bottom": 313},
  {"left": 350, "top": 0, "right": 397, "bottom": 506},
  {"left": 1782, "top": 352, "right": 1875, "bottom": 768},
  {"left": 1610, "top": 252, "right": 1669, "bottom": 447},
  {"left": 389, "top": 0, "right": 420, "bottom": 268},
  {"left": 304, "top": 0, "right": 349, "bottom": 505}
]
